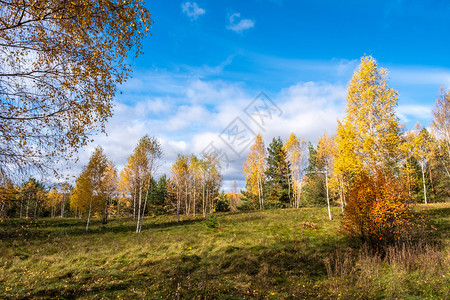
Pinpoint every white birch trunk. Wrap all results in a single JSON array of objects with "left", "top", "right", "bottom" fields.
[
  {"left": 86, "top": 195, "right": 93, "bottom": 231},
  {"left": 421, "top": 162, "right": 428, "bottom": 204},
  {"left": 325, "top": 170, "right": 332, "bottom": 220}
]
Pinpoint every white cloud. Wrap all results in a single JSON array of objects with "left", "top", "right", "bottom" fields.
[
  {"left": 396, "top": 104, "right": 432, "bottom": 123},
  {"left": 390, "top": 66, "right": 450, "bottom": 88},
  {"left": 227, "top": 13, "right": 255, "bottom": 33},
  {"left": 61, "top": 76, "right": 348, "bottom": 192},
  {"left": 62, "top": 58, "right": 439, "bottom": 192},
  {"left": 181, "top": 2, "right": 206, "bottom": 20}
]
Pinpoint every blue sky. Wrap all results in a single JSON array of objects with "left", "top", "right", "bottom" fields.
[{"left": 74, "top": 0, "right": 450, "bottom": 191}]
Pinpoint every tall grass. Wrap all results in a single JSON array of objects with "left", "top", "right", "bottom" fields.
[{"left": 325, "top": 241, "right": 449, "bottom": 299}]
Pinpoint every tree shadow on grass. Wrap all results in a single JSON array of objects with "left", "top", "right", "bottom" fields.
[
  {"left": 14, "top": 236, "right": 341, "bottom": 299},
  {"left": 0, "top": 216, "right": 209, "bottom": 242}
]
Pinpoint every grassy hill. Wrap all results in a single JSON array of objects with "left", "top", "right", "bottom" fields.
[{"left": 1, "top": 204, "right": 449, "bottom": 299}]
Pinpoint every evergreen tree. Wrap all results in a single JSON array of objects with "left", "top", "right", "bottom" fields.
[
  {"left": 264, "top": 137, "right": 291, "bottom": 207},
  {"left": 303, "top": 142, "right": 327, "bottom": 206}
]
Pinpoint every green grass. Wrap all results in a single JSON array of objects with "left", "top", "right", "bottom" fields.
[{"left": 0, "top": 204, "right": 448, "bottom": 299}]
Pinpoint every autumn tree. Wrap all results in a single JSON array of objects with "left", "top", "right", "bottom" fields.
[
  {"left": 18, "top": 178, "right": 46, "bottom": 218},
  {"left": 339, "top": 56, "right": 416, "bottom": 247},
  {"left": 59, "top": 182, "right": 71, "bottom": 217},
  {"left": 431, "top": 88, "right": 450, "bottom": 178},
  {"left": 343, "top": 171, "right": 418, "bottom": 249},
  {"left": 338, "top": 55, "right": 401, "bottom": 175},
  {"left": 124, "top": 136, "right": 162, "bottom": 233},
  {"left": 399, "top": 137, "right": 425, "bottom": 204},
  {"left": 103, "top": 161, "right": 118, "bottom": 220},
  {"left": 189, "top": 155, "right": 200, "bottom": 216},
  {"left": 118, "top": 159, "right": 135, "bottom": 218},
  {"left": 71, "top": 146, "right": 109, "bottom": 231},
  {"left": 0, "top": 0, "right": 152, "bottom": 175},
  {"left": 230, "top": 180, "right": 240, "bottom": 211},
  {"left": 0, "top": 173, "right": 17, "bottom": 219},
  {"left": 169, "top": 153, "right": 222, "bottom": 220},
  {"left": 316, "top": 132, "right": 337, "bottom": 220},
  {"left": 171, "top": 154, "right": 189, "bottom": 222},
  {"left": 199, "top": 154, "right": 222, "bottom": 217},
  {"left": 284, "top": 133, "right": 308, "bottom": 208},
  {"left": 334, "top": 121, "right": 361, "bottom": 209},
  {"left": 243, "top": 134, "right": 267, "bottom": 209},
  {"left": 411, "top": 123, "right": 433, "bottom": 204},
  {"left": 46, "top": 187, "right": 61, "bottom": 218}
]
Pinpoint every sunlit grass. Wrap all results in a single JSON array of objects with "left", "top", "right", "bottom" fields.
[{"left": 0, "top": 204, "right": 448, "bottom": 298}]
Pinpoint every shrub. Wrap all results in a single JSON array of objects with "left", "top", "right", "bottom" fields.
[
  {"left": 215, "top": 192, "right": 230, "bottom": 212},
  {"left": 342, "top": 170, "right": 427, "bottom": 249},
  {"left": 205, "top": 213, "right": 218, "bottom": 229},
  {"left": 265, "top": 200, "right": 285, "bottom": 209},
  {"left": 237, "top": 200, "right": 253, "bottom": 211}
]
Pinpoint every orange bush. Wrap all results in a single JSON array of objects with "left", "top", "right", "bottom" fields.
[{"left": 342, "top": 171, "right": 421, "bottom": 249}]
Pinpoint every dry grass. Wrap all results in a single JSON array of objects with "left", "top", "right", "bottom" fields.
[{"left": 325, "top": 240, "right": 449, "bottom": 299}]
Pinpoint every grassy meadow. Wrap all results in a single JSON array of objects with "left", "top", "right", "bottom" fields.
[{"left": 0, "top": 204, "right": 449, "bottom": 299}]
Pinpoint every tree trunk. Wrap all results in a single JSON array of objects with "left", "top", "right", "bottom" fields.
[
  {"left": 193, "top": 179, "right": 196, "bottom": 217},
  {"left": 26, "top": 194, "right": 29, "bottom": 218},
  {"left": 208, "top": 189, "right": 212, "bottom": 213},
  {"left": 325, "top": 170, "right": 332, "bottom": 220},
  {"left": 339, "top": 178, "right": 344, "bottom": 213},
  {"left": 407, "top": 169, "right": 411, "bottom": 199},
  {"left": 117, "top": 196, "right": 120, "bottom": 217},
  {"left": 177, "top": 186, "right": 180, "bottom": 223},
  {"left": 34, "top": 198, "right": 38, "bottom": 218},
  {"left": 185, "top": 183, "right": 189, "bottom": 216},
  {"left": 258, "top": 178, "right": 262, "bottom": 210},
  {"left": 61, "top": 194, "right": 65, "bottom": 218},
  {"left": 258, "top": 177, "right": 264, "bottom": 210},
  {"left": 421, "top": 162, "right": 428, "bottom": 204},
  {"left": 103, "top": 202, "right": 108, "bottom": 224},
  {"left": 428, "top": 163, "right": 435, "bottom": 193},
  {"left": 136, "top": 184, "right": 142, "bottom": 233},
  {"left": 133, "top": 186, "right": 137, "bottom": 219},
  {"left": 86, "top": 195, "right": 93, "bottom": 231},
  {"left": 202, "top": 185, "right": 206, "bottom": 218},
  {"left": 139, "top": 183, "right": 151, "bottom": 233},
  {"left": 288, "top": 177, "right": 292, "bottom": 207}
]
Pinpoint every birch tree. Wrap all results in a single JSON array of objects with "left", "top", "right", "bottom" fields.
[
  {"left": 283, "top": 133, "right": 307, "bottom": 208},
  {"left": 339, "top": 55, "right": 401, "bottom": 175},
  {"left": 412, "top": 123, "right": 432, "bottom": 204},
  {"left": 72, "top": 146, "right": 108, "bottom": 231},
  {"left": 0, "top": 0, "right": 152, "bottom": 175},
  {"left": 127, "top": 136, "right": 162, "bottom": 233},
  {"left": 431, "top": 88, "right": 450, "bottom": 177},
  {"left": 243, "top": 134, "right": 267, "bottom": 209},
  {"left": 317, "top": 132, "right": 337, "bottom": 220}
]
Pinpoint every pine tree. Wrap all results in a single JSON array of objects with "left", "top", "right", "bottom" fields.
[{"left": 264, "top": 137, "right": 291, "bottom": 207}]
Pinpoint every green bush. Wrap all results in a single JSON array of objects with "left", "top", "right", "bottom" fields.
[
  {"left": 265, "top": 201, "right": 285, "bottom": 209},
  {"left": 237, "top": 200, "right": 253, "bottom": 211},
  {"left": 205, "top": 213, "right": 218, "bottom": 229},
  {"left": 215, "top": 192, "right": 230, "bottom": 212}
]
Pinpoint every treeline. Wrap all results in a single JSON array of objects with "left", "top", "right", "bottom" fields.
[
  {"left": 241, "top": 58, "right": 449, "bottom": 219},
  {"left": 0, "top": 136, "right": 228, "bottom": 233},
  {"left": 240, "top": 56, "right": 449, "bottom": 248},
  {"left": 1, "top": 56, "right": 448, "bottom": 244},
  {"left": 0, "top": 177, "right": 72, "bottom": 220}
]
